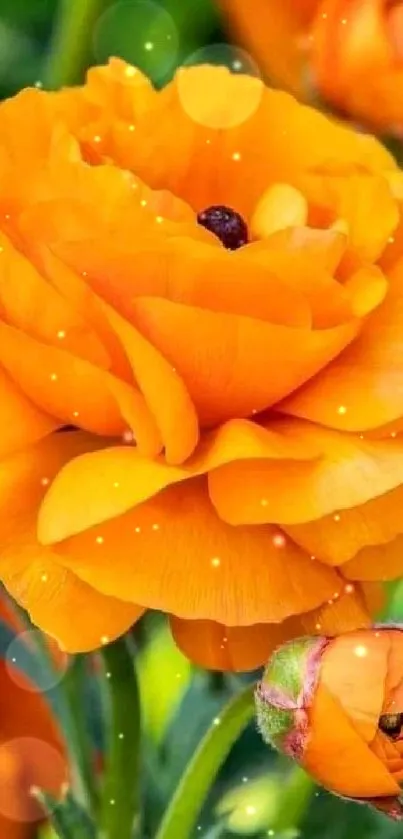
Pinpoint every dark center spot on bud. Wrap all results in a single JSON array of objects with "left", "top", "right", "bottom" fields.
[
  {"left": 197, "top": 205, "right": 248, "bottom": 250},
  {"left": 379, "top": 712, "right": 403, "bottom": 738}
]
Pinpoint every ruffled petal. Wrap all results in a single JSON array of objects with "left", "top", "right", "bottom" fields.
[
  {"left": 342, "top": 535, "right": 403, "bottom": 581},
  {"left": 50, "top": 477, "right": 342, "bottom": 625},
  {"left": 283, "top": 258, "right": 403, "bottom": 432},
  {"left": 0, "top": 367, "right": 57, "bottom": 459},
  {"left": 38, "top": 418, "right": 320, "bottom": 543},
  {"left": 132, "top": 297, "right": 359, "bottom": 425},
  {"left": 209, "top": 420, "right": 403, "bottom": 524}
]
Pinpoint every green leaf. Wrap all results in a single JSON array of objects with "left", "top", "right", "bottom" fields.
[{"left": 32, "top": 789, "right": 97, "bottom": 839}]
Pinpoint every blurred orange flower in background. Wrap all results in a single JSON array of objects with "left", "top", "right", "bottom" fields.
[
  {"left": 256, "top": 627, "right": 403, "bottom": 819},
  {"left": 220, "top": 0, "right": 403, "bottom": 133},
  {"left": 2, "top": 59, "right": 403, "bottom": 670},
  {"left": 0, "top": 596, "right": 67, "bottom": 837}
]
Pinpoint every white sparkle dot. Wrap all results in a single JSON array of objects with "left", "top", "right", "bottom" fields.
[
  {"left": 242, "top": 776, "right": 248, "bottom": 783},
  {"left": 389, "top": 236, "right": 395, "bottom": 244},
  {"left": 93, "top": 135, "right": 102, "bottom": 144},
  {"left": 110, "top": 799, "right": 115, "bottom": 805},
  {"left": 41, "top": 574, "right": 48, "bottom": 582},
  {"left": 232, "top": 152, "right": 241, "bottom": 161},
  {"left": 118, "top": 733, "right": 124, "bottom": 740},
  {"left": 73, "top": 411, "right": 80, "bottom": 418},
  {"left": 57, "top": 330, "right": 66, "bottom": 339},
  {"left": 245, "top": 805, "right": 257, "bottom": 816},
  {"left": 101, "top": 635, "right": 110, "bottom": 645},
  {"left": 152, "top": 523, "right": 160, "bottom": 531},
  {"left": 375, "top": 631, "right": 381, "bottom": 637},
  {"left": 359, "top": 434, "right": 364, "bottom": 439},
  {"left": 106, "top": 672, "right": 112, "bottom": 679},
  {"left": 128, "top": 124, "right": 135, "bottom": 132},
  {"left": 344, "top": 583, "right": 354, "bottom": 594},
  {"left": 327, "top": 599, "right": 333, "bottom": 606},
  {"left": 4, "top": 214, "right": 10, "bottom": 220},
  {"left": 354, "top": 645, "right": 367, "bottom": 658},
  {"left": 156, "top": 216, "right": 164, "bottom": 224},
  {"left": 123, "top": 430, "right": 134, "bottom": 443},
  {"left": 260, "top": 498, "right": 268, "bottom": 507},
  {"left": 213, "top": 717, "right": 221, "bottom": 726},
  {"left": 50, "top": 373, "right": 58, "bottom": 382},
  {"left": 140, "top": 199, "right": 148, "bottom": 207},
  {"left": 125, "top": 66, "right": 137, "bottom": 77},
  {"left": 232, "top": 59, "right": 243, "bottom": 71},
  {"left": 206, "top": 139, "right": 211, "bottom": 145},
  {"left": 96, "top": 536, "right": 104, "bottom": 545},
  {"left": 272, "top": 533, "right": 286, "bottom": 548},
  {"left": 315, "top": 623, "right": 321, "bottom": 630},
  {"left": 0, "top": 247, "right": 3, "bottom": 253},
  {"left": 41, "top": 477, "right": 50, "bottom": 487},
  {"left": 391, "top": 431, "right": 397, "bottom": 438},
  {"left": 310, "top": 555, "right": 316, "bottom": 561},
  {"left": 211, "top": 557, "right": 221, "bottom": 567},
  {"left": 322, "top": 11, "right": 327, "bottom": 18},
  {"left": 337, "top": 405, "right": 347, "bottom": 415},
  {"left": 341, "top": 17, "right": 347, "bottom": 24},
  {"left": 268, "top": 832, "right": 275, "bottom": 837},
  {"left": 34, "top": 80, "right": 43, "bottom": 88},
  {"left": 82, "top": 271, "right": 88, "bottom": 277},
  {"left": 333, "top": 514, "right": 341, "bottom": 522},
  {"left": 144, "top": 41, "right": 154, "bottom": 51},
  {"left": 135, "top": 526, "right": 141, "bottom": 534},
  {"left": 113, "top": 482, "right": 120, "bottom": 489}
]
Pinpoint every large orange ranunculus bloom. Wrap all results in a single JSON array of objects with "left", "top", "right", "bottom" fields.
[
  {"left": 256, "top": 627, "right": 403, "bottom": 819},
  {"left": 1, "top": 58, "right": 403, "bottom": 670},
  {"left": 219, "top": 0, "right": 403, "bottom": 133},
  {"left": 0, "top": 596, "right": 67, "bottom": 837}
]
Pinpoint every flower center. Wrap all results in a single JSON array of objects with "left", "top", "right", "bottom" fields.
[
  {"left": 197, "top": 205, "right": 248, "bottom": 250},
  {"left": 379, "top": 712, "right": 403, "bottom": 739}
]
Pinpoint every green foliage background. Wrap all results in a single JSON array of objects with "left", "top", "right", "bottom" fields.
[{"left": 0, "top": 2, "right": 402, "bottom": 837}]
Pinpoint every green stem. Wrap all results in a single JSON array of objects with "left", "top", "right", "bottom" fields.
[
  {"left": 63, "top": 657, "right": 99, "bottom": 814},
  {"left": 41, "top": 0, "right": 110, "bottom": 89},
  {"left": 272, "top": 766, "right": 315, "bottom": 832},
  {"left": 155, "top": 684, "right": 255, "bottom": 839},
  {"left": 100, "top": 638, "right": 141, "bottom": 839}
]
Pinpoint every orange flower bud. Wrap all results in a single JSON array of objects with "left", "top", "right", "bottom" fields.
[{"left": 256, "top": 627, "right": 403, "bottom": 819}]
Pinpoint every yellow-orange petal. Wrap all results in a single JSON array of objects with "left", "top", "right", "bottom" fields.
[
  {"left": 209, "top": 420, "right": 403, "bottom": 525},
  {"left": 169, "top": 618, "right": 288, "bottom": 672},
  {"left": 342, "top": 535, "right": 403, "bottom": 581},
  {"left": 51, "top": 477, "right": 343, "bottom": 625},
  {"left": 132, "top": 296, "right": 358, "bottom": 425},
  {"left": 97, "top": 299, "right": 199, "bottom": 464},
  {"left": 283, "top": 258, "right": 403, "bottom": 431},
  {"left": 0, "top": 232, "right": 110, "bottom": 368},
  {"left": 0, "top": 319, "right": 161, "bottom": 452},
  {"left": 319, "top": 629, "right": 390, "bottom": 743},
  {"left": 0, "top": 367, "right": 57, "bottom": 459},
  {"left": 303, "top": 682, "right": 400, "bottom": 798},
  {"left": 38, "top": 418, "right": 320, "bottom": 544},
  {"left": 285, "top": 484, "right": 403, "bottom": 566}
]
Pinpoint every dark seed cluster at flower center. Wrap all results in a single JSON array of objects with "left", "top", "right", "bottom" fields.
[
  {"left": 379, "top": 712, "right": 403, "bottom": 739},
  {"left": 197, "top": 205, "right": 248, "bottom": 250}
]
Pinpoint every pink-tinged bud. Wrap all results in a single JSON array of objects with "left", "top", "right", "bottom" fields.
[{"left": 255, "top": 628, "right": 403, "bottom": 821}]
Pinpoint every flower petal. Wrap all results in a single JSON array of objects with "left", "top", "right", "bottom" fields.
[
  {"left": 38, "top": 418, "right": 320, "bottom": 544},
  {"left": 285, "top": 485, "right": 403, "bottom": 566},
  {"left": 303, "top": 682, "right": 400, "bottom": 798},
  {"left": 0, "top": 367, "right": 57, "bottom": 459},
  {"left": 342, "top": 535, "right": 403, "bottom": 581},
  {"left": 132, "top": 297, "right": 359, "bottom": 425},
  {"left": 0, "top": 320, "right": 161, "bottom": 452},
  {"left": 51, "top": 477, "right": 342, "bottom": 625},
  {"left": 283, "top": 259, "right": 403, "bottom": 431},
  {"left": 209, "top": 420, "right": 403, "bottom": 524}
]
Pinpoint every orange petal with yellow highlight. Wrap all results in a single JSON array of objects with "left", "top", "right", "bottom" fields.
[
  {"left": 209, "top": 421, "right": 403, "bottom": 524},
  {"left": 50, "top": 478, "right": 343, "bottom": 625}
]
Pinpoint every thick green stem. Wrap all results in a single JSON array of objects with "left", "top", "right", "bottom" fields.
[
  {"left": 272, "top": 766, "right": 315, "bottom": 832},
  {"left": 41, "top": 0, "right": 110, "bottom": 89},
  {"left": 99, "top": 638, "right": 141, "bottom": 839},
  {"left": 155, "top": 684, "right": 255, "bottom": 839}
]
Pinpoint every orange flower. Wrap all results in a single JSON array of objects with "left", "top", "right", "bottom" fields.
[
  {"left": 255, "top": 626, "right": 403, "bottom": 819},
  {"left": 219, "top": 0, "right": 403, "bottom": 133},
  {"left": 0, "top": 596, "right": 67, "bottom": 837},
  {"left": 1, "top": 59, "right": 403, "bottom": 670}
]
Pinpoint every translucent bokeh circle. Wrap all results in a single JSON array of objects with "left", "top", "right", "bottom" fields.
[
  {"left": 6, "top": 630, "right": 69, "bottom": 693},
  {"left": 93, "top": 0, "right": 179, "bottom": 83},
  {"left": 0, "top": 738, "right": 67, "bottom": 822},
  {"left": 177, "top": 44, "right": 264, "bottom": 129}
]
